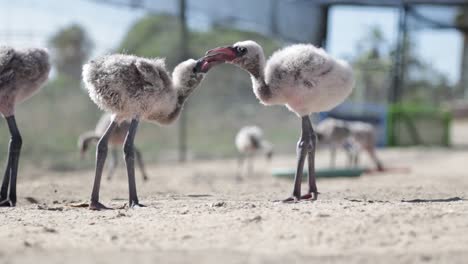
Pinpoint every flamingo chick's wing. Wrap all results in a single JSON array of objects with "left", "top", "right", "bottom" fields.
[
  {"left": 265, "top": 45, "right": 331, "bottom": 91},
  {"left": 0, "top": 47, "right": 15, "bottom": 85},
  {"left": 265, "top": 44, "right": 353, "bottom": 116}
]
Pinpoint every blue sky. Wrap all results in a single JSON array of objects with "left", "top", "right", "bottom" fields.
[
  {"left": 0, "top": 0, "right": 145, "bottom": 53},
  {"left": 0, "top": 0, "right": 461, "bottom": 85}
]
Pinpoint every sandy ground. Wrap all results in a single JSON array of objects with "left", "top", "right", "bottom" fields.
[{"left": 1, "top": 147, "right": 468, "bottom": 264}]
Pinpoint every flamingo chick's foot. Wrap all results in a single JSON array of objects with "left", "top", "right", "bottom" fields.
[
  {"left": 300, "top": 192, "right": 318, "bottom": 201},
  {"left": 129, "top": 200, "right": 146, "bottom": 208},
  {"left": 89, "top": 201, "right": 112, "bottom": 210},
  {"left": 282, "top": 196, "right": 300, "bottom": 203},
  {"left": 0, "top": 199, "right": 15, "bottom": 207}
]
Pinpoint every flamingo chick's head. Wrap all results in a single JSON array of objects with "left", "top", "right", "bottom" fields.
[{"left": 203, "top": 40, "right": 265, "bottom": 78}]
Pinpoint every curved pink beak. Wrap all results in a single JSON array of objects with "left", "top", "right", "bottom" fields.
[
  {"left": 195, "top": 46, "right": 238, "bottom": 73},
  {"left": 204, "top": 46, "right": 238, "bottom": 62}
]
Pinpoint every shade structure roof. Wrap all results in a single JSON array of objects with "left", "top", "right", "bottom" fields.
[{"left": 314, "top": 0, "right": 468, "bottom": 6}]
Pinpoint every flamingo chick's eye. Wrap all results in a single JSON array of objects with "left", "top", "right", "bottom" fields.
[{"left": 236, "top": 46, "right": 247, "bottom": 55}]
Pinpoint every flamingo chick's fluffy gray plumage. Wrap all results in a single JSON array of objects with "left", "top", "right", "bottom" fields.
[
  {"left": 204, "top": 40, "right": 354, "bottom": 202},
  {"left": 235, "top": 126, "right": 273, "bottom": 179},
  {"left": 78, "top": 113, "right": 149, "bottom": 181},
  {"left": 316, "top": 118, "right": 384, "bottom": 171},
  {"left": 82, "top": 54, "right": 212, "bottom": 210},
  {"left": 0, "top": 46, "right": 50, "bottom": 207}
]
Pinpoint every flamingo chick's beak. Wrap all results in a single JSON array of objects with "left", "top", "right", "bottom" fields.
[
  {"left": 193, "top": 46, "right": 239, "bottom": 73},
  {"left": 205, "top": 46, "right": 238, "bottom": 62},
  {"left": 194, "top": 55, "right": 224, "bottom": 73},
  {"left": 194, "top": 46, "right": 238, "bottom": 73}
]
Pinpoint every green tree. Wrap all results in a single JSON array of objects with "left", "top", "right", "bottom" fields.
[
  {"left": 49, "top": 24, "right": 93, "bottom": 81},
  {"left": 351, "top": 25, "right": 392, "bottom": 103},
  {"left": 351, "top": 25, "right": 452, "bottom": 105},
  {"left": 399, "top": 34, "right": 452, "bottom": 105},
  {"left": 455, "top": 7, "right": 468, "bottom": 98}
]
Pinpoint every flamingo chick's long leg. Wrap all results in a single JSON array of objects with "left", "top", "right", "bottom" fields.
[
  {"left": 367, "top": 147, "right": 384, "bottom": 171},
  {"left": 124, "top": 118, "right": 144, "bottom": 208},
  {"left": 330, "top": 145, "right": 336, "bottom": 168},
  {"left": 302, "top": 117, "right": 318, "bottom": 200},
  {"left": 134, "top": 147, "right": 148, "bottom": 181},
  {"left": 236, "top": 153, "right": 244, "bottom": 181},
  {"left": 283, "top": 116, "right": 313, "bottom": 203},
  {"left": 0, "top": 116, "right": 22, "bottom": 207},
  {"left": 247, "top": 153, "right": 254, "bottom": 177},
  {"left": 89, "top": 120, "right": 117, "bottom": 210},
  {"left": 0, "top": 155, "right": 12, "bottom": 203}
]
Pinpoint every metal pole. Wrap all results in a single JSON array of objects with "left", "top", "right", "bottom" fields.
[
  {"left": 318, "top": 5, "right": 329, "bottom": 48},
  {"left": 400, "top": 5, "right": 408, "bottom": 102},
  {"left": 270, "top": 0, "right": 279, "bottom": 37},
  {"left": 178, "top": 0, "right": 189, "bottom": 163},
  {"left": 389, "top": 4, "right": 409, "bottom": 146},
  {"left": 391, "top": 4, "right": 408, "bottom": 104}
]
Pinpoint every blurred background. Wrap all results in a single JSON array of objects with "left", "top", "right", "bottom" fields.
[{"left": 0, "top": 0, "right": 467, "bottom": 171}]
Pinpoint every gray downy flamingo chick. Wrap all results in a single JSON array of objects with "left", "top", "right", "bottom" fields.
[
  {"left": 347, "top": 120, "right": 384, "bottom": 171},
  {"left": 78, "top": 113, "right": 149, "bottom": 181},
  {"left": 204, "top": 40, "right": 354, "bottom": 202},
  {"left": 0, "top": 46, "right": 50, "bottom": 207},
  {"left": 316, "top": 118, "right": 384, "bottom": 171},
  {"left": 82, "top": 54, "right": 214, "bottom": 210},
  {"left": 235, "top": 125, "right": 273, "bottom": 179}
]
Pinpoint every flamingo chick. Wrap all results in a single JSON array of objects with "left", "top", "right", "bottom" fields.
[
  {"left": 316, "top": 118, "right": 384, "bottom": 171},
  {"left": 82, "top": 54, "right": 213, "bottom": 210},
  {"left": 0, "top": 46, "right": 50, "bottom": 207},
  {"left": 235, "top": 126, "right": 273, "bottom": 179},
  {"left": 78, "top": 113, "right": 149, "bottom": 181},
  {"left": 204, "top": 41, "right": 354, "bottom": 202}
]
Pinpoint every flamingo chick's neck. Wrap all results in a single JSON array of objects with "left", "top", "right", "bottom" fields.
[
  {"left": 172, "top": 59, "right": 205, "bottom": 107},
  {"left": 233, "top": 51, "right": 274, "bottom": 104},
  {"left": 150, "top": 59, "right": 205, "bottom": 125},
  {"left": 251, "top": 71, "right": 278, "bottom": 104}
]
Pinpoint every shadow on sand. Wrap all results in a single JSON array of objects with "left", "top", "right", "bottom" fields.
[{"left": 401, "top": 197, "right": 465, "bottom": 203}]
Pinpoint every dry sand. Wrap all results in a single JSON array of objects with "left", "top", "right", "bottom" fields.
[{"left": 1, "top": 147, "right": 467, "bottom": 263}]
